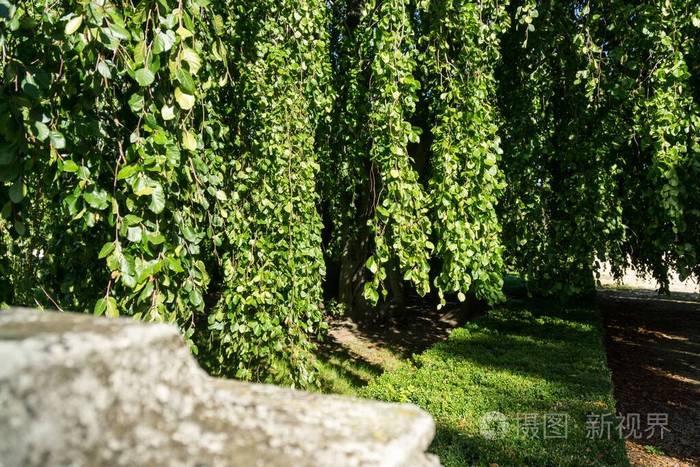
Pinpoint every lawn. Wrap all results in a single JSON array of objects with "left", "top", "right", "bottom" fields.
[{"left": 317, "top": 298, "right": 629, "bottom": 466}]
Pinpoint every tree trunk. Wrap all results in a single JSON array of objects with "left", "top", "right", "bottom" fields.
[{"left": 338, "top": 229, "right": 373, "bottom": 320}]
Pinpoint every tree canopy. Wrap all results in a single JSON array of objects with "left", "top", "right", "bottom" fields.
[{"left": 1, "top": 0, "right": 698, "bottom": 385}]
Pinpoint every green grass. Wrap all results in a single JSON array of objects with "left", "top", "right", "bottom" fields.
[
  {"left": 315, "top": 345, "right": 386, "bottom": 396},
  {"left": 643, "top": 445, "right": 666, "bottom": 456},
  {"left": 317, "top": 298, "right": 629, "bottom": 466}
]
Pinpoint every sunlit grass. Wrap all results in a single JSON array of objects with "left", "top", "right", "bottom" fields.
[{"left": 317, "top": 298, "right": 628, "bottom": 466}]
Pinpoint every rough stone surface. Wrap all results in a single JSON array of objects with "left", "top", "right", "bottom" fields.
[{"left": 0, "top": 308, "right": 439, "bottom": 467}]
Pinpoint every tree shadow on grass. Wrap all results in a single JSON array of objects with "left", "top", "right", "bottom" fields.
[
  {"left": 339, "top": 293, "right": 488, "bottom": 359},
  {"left": 356, "top": 296, "right": 631, "bottom": 466},
  {"left": 426, "top": 331, "right": 613, "bottom": 393},
  {"left": 323, "top": 293, "right": 608, "bottom": 392},
  {"left": 318, "top": 293, "right": 485, "bottom": 393},
  {"left": 314, "top": 332, "right": 387, "bottom": 393},
  {"left": 431, "top": 422, "right": 628, "bottom": 467},
  {"left": 414, "top": 298, "right": 621, "bottom": 388}
]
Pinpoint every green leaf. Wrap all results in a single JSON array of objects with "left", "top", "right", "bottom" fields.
[
  {"left": 161, "top": 104, "right": 175, "bottom": 121},
  {"left": 127, "top": 226, "right": 142, "bottom": 242},
  {"left": 149, "top": 184, "right": 165, "bottom": 214},
  {"left": 21, "top": 74, "right": 41, "bottom": 99},
  {"left": 122, "top": 214, "right": 142, "bottom": 226},
  {"left": 117, "top": 165, "right": 139, "bottom": 180},
  {"left": 366, "top": 256, "right": 378, "bottom": 274},
  {"left": 63, "top": 194, "right": 79, "bottom": 216},
  {"left": 363, "top": 282, "right": 379, "bottom": 304},
  {"left": 175, "top": 87, "right": 195, "bottom": 110},
  {"left": 168, "top": 256, "right": 185, "bottom": 273},
  {"left": 8, "top": 178, "right": 25, "bottom": 203},
  {"left": 153, "top": 30, "right": 176, "bottom": 54},
  {"left": 107, "top": 22, "right": 130, "bottom": 40},
  {"left": 134, "top": 68, "right": 155, "bottom": 87},
  {"left": 97, "top": 61, "right": 112, "bottom": 79},
  {"left": 137, "top": 281, "right": 154, "bottom": 303},
  {"left": 180, "top": 224, "right": 199, "bottom": 243},
  {"left": 182, "top": 129, "right": 197, "bottom": 151},
  {"left": 128, "top": 93, "right": 145, "bottom": 113},
  {"left": 98, "top": 241, "right": 116, "bottom": 259},
  {"left": 176, "top": 26, "right": 193, "bottom": 39},
  {"left": 189, "top": 289, "right": 203, "bottom": 307},
  {"left": 176, "top": 69, "right": 196, "bottom": 94},
  {"left": 147, "top": 231, "right": 165, "bottom": 245},
  {"left": 94, "top": 298, "right": 107, "bottom": 316},
  {"left": 133, "top": 40, "right": 147, "bottom": 64},
  {"left": 65, "top": 16, "right": 83, "bottom": 35},
  {"left": 133, "top": 176, "right": 155, "bottom": 196},
  {"left": 181, "top": 48, "right": 201, "bottom": 74},
  {"left": 105, "top": 297, "right": 119, "bottom": 317},
  {"left": 33, "top": 121, "right": 50, "bottom": 141},
  {"left": 49, "top": 131, "right": 66, "bottom": 149},
  {"left": 62, "top": 160, "right": 79, "bottom": 173},
  {"left": 166, "top": 144, "right": 181, "bottom": 167},
  {"left": 83, "top": 189, "right": 109, "bottom": 210}
]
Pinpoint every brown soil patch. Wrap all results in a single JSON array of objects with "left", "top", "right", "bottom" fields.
[{"left": 322, "top": 295, "right": 481, "bottom": 375}]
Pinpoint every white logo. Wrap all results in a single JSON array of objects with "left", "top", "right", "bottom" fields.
[{"left": 479, "top": 411, "right": 509, "bottom": 440}]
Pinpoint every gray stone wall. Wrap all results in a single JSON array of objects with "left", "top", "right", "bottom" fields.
[{"left": 0, "top": 308, "right": 439, "bottom": 467}]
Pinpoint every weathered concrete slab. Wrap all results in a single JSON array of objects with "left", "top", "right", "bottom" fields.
[{"left": 0, "top": 308, "right": 439, "bottom": 467}]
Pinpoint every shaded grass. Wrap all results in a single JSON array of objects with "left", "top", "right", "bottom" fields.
[
  {"left": 317, "top": 298, "right": 628, "bottom": 466},
  {"left": 314, "top": 340, "right": 386, "bottom": 396}
]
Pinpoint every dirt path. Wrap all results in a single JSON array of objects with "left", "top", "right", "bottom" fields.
[{"left": 600, "top": 290, "right": 700, "bottom": 466}]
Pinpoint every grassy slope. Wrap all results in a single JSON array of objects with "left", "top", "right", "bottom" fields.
[{"left": 317, "top": 299, "right": 628, "bottom": 466}]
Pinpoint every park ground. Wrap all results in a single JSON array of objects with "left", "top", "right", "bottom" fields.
[
  {"left": 315, "top": 276, "right": 699, "bottom": 466},
  {"left": 600, "top": 289, "right": 699, "bottom": 466}
]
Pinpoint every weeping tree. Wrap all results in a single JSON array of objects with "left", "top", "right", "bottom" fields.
[
  {"left": 498, "top": 0, "right": 700, "bottom": 295},
  {"left": 614, "top": 0, "right": 700, "bottom": 290},
  {"left": 498, "top": 0, "right": 629, "bottom": 296},
  {"left": 322, "top": 0, "right": 509, "bottom": 316},
  {"left": 0, "top": 0, "right": 332, "bottom": 385},
  {"left": 0, "top": 0, "right": 230, "bottom": 332},
  {"left": 205, "top": 0, "right": 333, "bottom": 382},
  {"left": 1, "top": 0, "right": 699, "bottom": 385},
  {"left": 420, "top": 0, "right": 509, "bottom": 305}
]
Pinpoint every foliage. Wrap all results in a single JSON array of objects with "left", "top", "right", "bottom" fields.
[
  {"left": 324, "top": 0, "right": 510, "bottom": 309},
  {"left": 498, "top": 1, "right": 626, "bottom": 296},
  {"left": 0, "top": 0, "right": 330, "bottom": 385},
  {"left": 420, "top": 0, "right": 509, "bottom": 304},
  {"left": 362, "top": 299, "right": 629, "bottom": 466},
  {"left": 1, "top": 0, "right": 699, "bottom": 383},
  {"left": 499, "top": 0, "right": 700, "bottom": 296},
  {"left": 205, "top": 0, "right": 332, "bottom": 383},
  {"left": 357, "top": 0, "right": 435, "bottom": 303},
  {"left": 618, "top": 0, "right": 700, "bottom": 290},
  {"left": 0, "top": 0, "right": 222, "bottom": 332}
]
